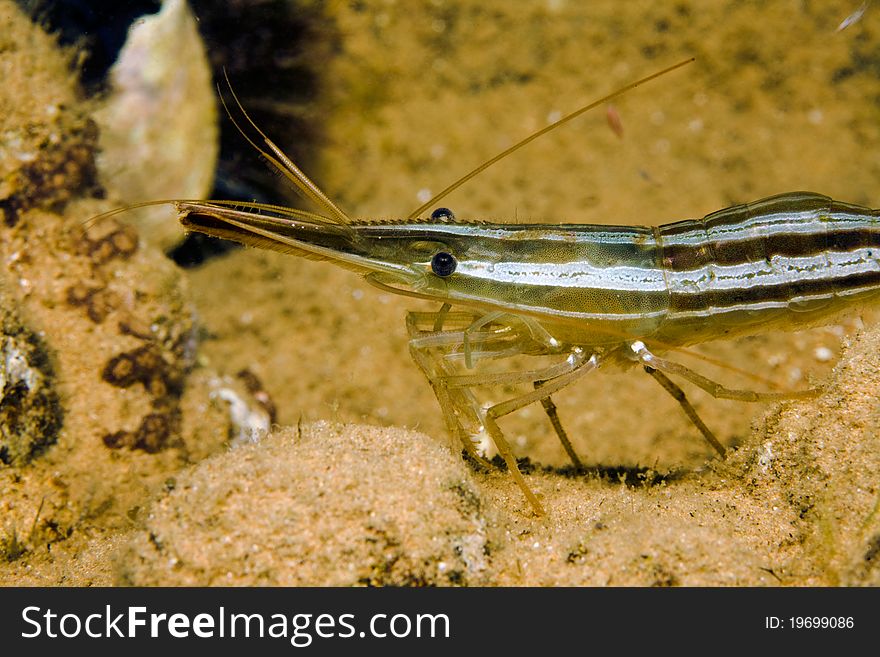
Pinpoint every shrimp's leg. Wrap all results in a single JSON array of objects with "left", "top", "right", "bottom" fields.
[
  {"left": 442, "top": 351, "right": 591, "bottom": 471},
  {"left": 408, "top": 308, "right": 526, "bottom": 468},
  {"left": 446, "top": 359, "right": 589, "bottom": 471},
  {"left": 642, "top": 366, "right": 727, "bottom": 456},
  {"left": 630, "top": 340, "right": 820, "bottom": 456},
  {"left": 444, "top": 355, "right": 586, "bottom": 388},
  {"left": 421, "top": 309, "right": 583, "bottom": 468},
  {"left": 479, "top": 351, "right": 602, "bottom": 515},
  {"left": 442, "top": 361, "right": 588, "bottom": 471},
  {"left": 415, "top": 310, "right": 590, "bottom": 470},
  {"left": 630, "top": 341, "right": 820, "bottom": 402},
  {"left": 406, "top": 331, "right": 492, "bottom": 468},
  {"left": 462, "top": 311, "right": 506, "bottom": 369},
  {"left": 408, "top": 309, "right": 602, "bottom": 514},
  {"left": 534, "top": 380, "right": 585, "bottom": 471}
]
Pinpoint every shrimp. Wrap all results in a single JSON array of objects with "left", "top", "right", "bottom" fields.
[{"left": 167, "top": 58, "right": 880, "bottom": 515}]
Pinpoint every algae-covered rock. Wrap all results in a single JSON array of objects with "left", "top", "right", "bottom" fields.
[
  {"left": 0, "top": 0, "right": 236, "bottom": 581},
  {"left": 739, "top": 328, "right": 880, "bottom": 586},
  {"left": 0, "top": 277, "right": 62, "bottom": 465},
  {"left": 0, "top": 0, "right": 101, "bottom": 225}
]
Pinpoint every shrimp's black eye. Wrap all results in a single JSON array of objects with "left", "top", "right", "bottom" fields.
[
  {"left": 430, "top": 251, "right": 457, "bottom": 277},
  {"left": 430, "top": 207, "right": 455, "bottom": 221}
]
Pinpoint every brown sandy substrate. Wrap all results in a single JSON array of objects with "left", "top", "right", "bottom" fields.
[
  {"left": 2, "top": 1, "right": 880, "bottom": 586},
  {"left": 117, "top": 337, "right": 880, "bottom": 586}
]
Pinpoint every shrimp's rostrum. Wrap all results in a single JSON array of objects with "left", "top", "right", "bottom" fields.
[{"left": 141, "top": 60, "right": 880, "bottom": 515}]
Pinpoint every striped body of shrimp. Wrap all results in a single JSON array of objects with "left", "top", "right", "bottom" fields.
[
  {"left": 166, "top": 60, "right": 876, "bottom": 515},
  {"left": 176, "top": 190, "right": 880, "bottom": 514},
  {"left": 367, "top": 191, "right": 880, "bottom": 349}
]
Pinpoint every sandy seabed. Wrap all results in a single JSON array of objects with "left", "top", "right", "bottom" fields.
[{"left": 1, "top": 0, "right": 879, "bottom": 586}]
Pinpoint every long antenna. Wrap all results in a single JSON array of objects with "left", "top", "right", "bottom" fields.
[
  {"left": 406, "top": 57, "right": 695, "bottom": 220},
  {"left": 220, "top": 70, "right": 353, "bottom": 224}
]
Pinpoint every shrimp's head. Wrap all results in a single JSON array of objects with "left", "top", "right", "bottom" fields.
[
  {"left": 176, "top": 202, "right": 543, "bottom": 309},
  {"left": 176, "top": 202, "right": 457, "bottom": 301}
]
